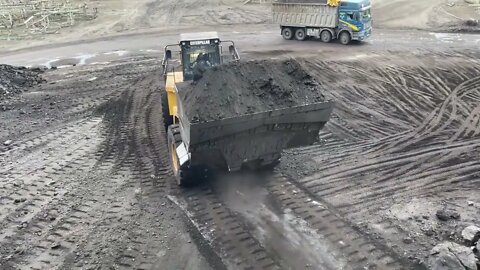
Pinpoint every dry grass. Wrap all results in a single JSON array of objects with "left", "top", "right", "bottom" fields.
[{"left": 0, "top": 0, "right": 97, "bottom": 39}]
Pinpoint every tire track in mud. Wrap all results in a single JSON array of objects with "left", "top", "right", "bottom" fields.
[
  {"left": 169, "top": 187, "right": 281, "bottom": 270},
  {"left": 104, "top": 70, "right": 280, "bottom": 269},
  {"left": 278, "top": 55, "right": 480, "bottom": 264},
  {"left": 0, "top": 63, "right": 146, "bottom": 268},
  {"left": 0, "top": 118, "right": 104, "bottom": 235},
  {"left": 0, "top": 58, "right": 194, "bottom": 269},
  {"left": 154, "top": 54, "right": 480, "bottom": 269},
  {"left": 57, "top": 68, "right": 220, "bottom": 270},
  {"left": 0, "top": 58, "right": 158, "bottom": 157},
  {"left": 0, "top": 118, "right": 102, "bottom": 171},
  {"left": 0, "top": 121, "right": 108, "bottom": 269},
  {"left": 3, "top": 52, "right": 479, "bottom": 269},
  {"left": 264, "top": 175, "right": 414, "bottom": 270}
]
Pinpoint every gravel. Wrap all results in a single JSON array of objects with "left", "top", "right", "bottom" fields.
[
  {"left": 436, "top": 209, "right": 461, "bottom": 221},
  {"left": 462, "top": 225, "right": 480, "bottom": 244},
  {"left": 429, "top": 242, "right": 477, "bottom": 270}
]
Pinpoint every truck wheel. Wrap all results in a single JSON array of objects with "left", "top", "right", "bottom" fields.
[
  {"left": 282, "top": 28, "right": 293, "bottom": 40},
  {"left": 162, "top": 90, "right": 173, "bottom": 133},
  {"left": 167, "top": 125, "right": 189, "bottom": 186},
  {"left": 339, "top": 32, "right": 351, "bottom": 45},
  {"left": 294, "top": 28, "right": 306, "bottom": 41},
  {"left": 320, "top": 30, "right": 332, "bottom": 43}
]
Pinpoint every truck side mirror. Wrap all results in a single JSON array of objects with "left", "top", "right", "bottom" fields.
[
  {"left": 165, "top": 50, "right": 172, "bottom": 60},
  {"left": 228, "top": 45, "right": 235, "bottom": 55}
]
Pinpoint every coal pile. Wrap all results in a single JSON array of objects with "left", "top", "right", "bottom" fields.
[
  {"left": 0, "top": 64, "right": 45, "bottom": 100},
  {"left": 178, "top": 58, "right": 326, "bottom": 123}
]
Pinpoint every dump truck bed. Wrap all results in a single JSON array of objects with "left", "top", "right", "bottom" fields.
[{"left": 272, "top": 2, "right": 338, "bottom": 28}]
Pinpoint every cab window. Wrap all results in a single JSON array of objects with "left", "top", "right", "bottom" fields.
[
  {"left": 360, "top": 9, "right": 371, "bottom": 21},
  {"left": 340, "top": 11, "right": 358, "bottom": 21}
]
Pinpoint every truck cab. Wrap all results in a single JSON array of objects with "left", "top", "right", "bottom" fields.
[
  {"left": 338, "top": 0, "right": 372, "bottom": 42},
  {"left": 272, "top": 0, "right": 372, "bottom": 45}
]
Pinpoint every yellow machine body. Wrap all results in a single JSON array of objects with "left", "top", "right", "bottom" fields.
[{"left": 165, "top": 71, "right": 184, "bottom": 124}]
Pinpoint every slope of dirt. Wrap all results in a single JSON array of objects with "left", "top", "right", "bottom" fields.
[
  {"left": 0, "top": 0, "right": 269, "bottom": 51},
  {"left": 0, "top": 65, "right": 45, "bottom": 100},
  {"left": 2, "top": 48, "right": 480, "bottom": 270},
  {"left": 277, "top": 51, "right": 480, "bottom": 267},
  {"left": 372, "top": 0, "right": 479, "bottom": 31},
  {"left": 179, "top": 58, "right": 326, "bottom": 123},
  {"left": 0, "top": 58, "right": 215, "bottom": 270}
]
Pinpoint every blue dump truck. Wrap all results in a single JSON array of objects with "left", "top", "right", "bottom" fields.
[{"left": 272, "top": 0, "right": 372, "bottom": 44}]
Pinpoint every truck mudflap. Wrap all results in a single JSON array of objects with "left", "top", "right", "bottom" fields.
[{"left": 177, "top": 101, "right": 334, "bottom": 172}]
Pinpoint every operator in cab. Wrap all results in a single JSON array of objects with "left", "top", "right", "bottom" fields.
[{"left": 192, "top": 53, "right": 212, "bottom": 81}]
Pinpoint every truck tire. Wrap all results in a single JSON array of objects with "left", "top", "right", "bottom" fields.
[
  {"left": 167, "top": 125, "right": 190, "bottom": 186},
  {"left": 162, "top": 90, "right": 173, "bottom": 134},
  {"left": 339, "top": 31, "right": 351, "bottom": 45},
  {"left": 282, "top": 27, "right": 293, "bottom": 40},
  {"left": 320, "top": 30, "right": 332, "bottom": 43},
  {"left": 294, "top": 28, "right": 306, "bottom": 41}
]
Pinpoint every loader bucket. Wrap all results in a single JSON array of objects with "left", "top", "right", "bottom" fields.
[{"left": 176, "top": 100, "right": 334, "bottom": 172}]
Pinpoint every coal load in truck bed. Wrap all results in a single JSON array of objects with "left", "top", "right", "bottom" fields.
[{"left": 178, "top": 58, "right": 326, "bottom": 123}]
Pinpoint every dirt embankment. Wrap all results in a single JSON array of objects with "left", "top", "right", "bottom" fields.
[
  {"left": 178, "top": 58, "right": 326, "bottom": 123},
  {"left": 0, "top": 0, "right": 269, "bottom": 52},
  {"left": 0, "top": 65, "right": 45, "bottom": 100},
  {"left": 372, "top": 0, "right": 479, "bottom": 32}
]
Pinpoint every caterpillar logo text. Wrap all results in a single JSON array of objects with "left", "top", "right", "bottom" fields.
[{"left": 190, "top": 40, "right": 210, "bottom": 45}]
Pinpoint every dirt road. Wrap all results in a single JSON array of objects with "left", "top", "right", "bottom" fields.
[
  {"left": 1, "top": 22, "right": 479, "bottom": 269},
  {"left": 2, "top": 0, "right": 477, "bottom": 52},
  {"left": 1, "top": 25, "right": 479, "bottom": 68},
  {"left": 373, "top": 0, "right": 479, "bottom": 30}
]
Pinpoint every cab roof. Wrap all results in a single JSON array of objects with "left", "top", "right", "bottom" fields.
[
  {"left": 179, "top": 32, "right": 219, "bottom": 42},
  {"left": 340, "top": 0, "right": 371, "bottom": 10},
  {"left": 343, "top": 0, "right": 369, "bottom": 3}
]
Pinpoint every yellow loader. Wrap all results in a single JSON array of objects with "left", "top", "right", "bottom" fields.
[{"left": 162, "top": 32, "right": 334, "bottom": 186}]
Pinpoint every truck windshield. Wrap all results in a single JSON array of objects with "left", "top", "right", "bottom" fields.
[{"left": 360, "top": 9, "right": 371, "bottom": 22}]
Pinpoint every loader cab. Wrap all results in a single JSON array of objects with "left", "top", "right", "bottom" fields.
[
  {"left": 162, "top": 32, "right": 240, "bottom": 81},
  {"left": 179, "top": 33, "right": 222, "bottom": 81}
]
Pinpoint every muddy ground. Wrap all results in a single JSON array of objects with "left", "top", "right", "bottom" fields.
[{"left": 1, "top": 48, "right": 479, "bottom": 269}]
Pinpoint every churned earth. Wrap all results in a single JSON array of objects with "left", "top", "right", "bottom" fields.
[
  {"left": 1, "top": 1, "right": 480, "bottom": 269},
  {"left": 1, "top": 45, "right": 479, "bottom": 269}
]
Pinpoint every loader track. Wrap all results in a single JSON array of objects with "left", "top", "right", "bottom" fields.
[
  {"left": 0, "top": 58, "right": 198, "bottom": 269},
  {"left": 169, "top": 188, "right": 281, "bottom": 270},
  {"left": 265, "top": 174, "right": 415, "bottom": 270}
]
